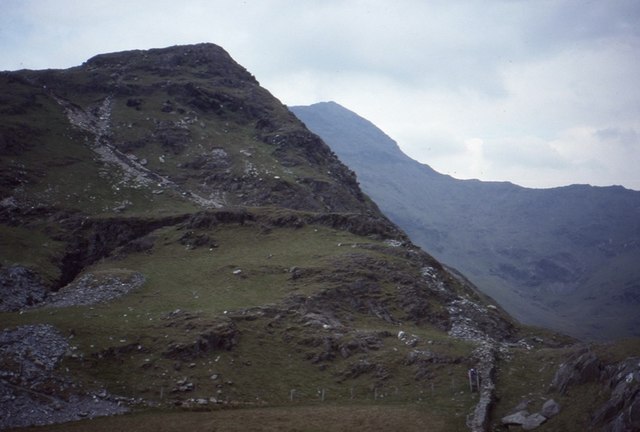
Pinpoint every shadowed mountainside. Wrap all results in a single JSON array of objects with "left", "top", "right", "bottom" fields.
[{"left": 291, "top": 101, "right": 640, "bottom": 341}]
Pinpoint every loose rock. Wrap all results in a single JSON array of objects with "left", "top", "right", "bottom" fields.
[
  {"left": 541, "top": 398, "right": 561, "bottom": 418},
  {"left": 522, "top": 413, "right": 547, "bottom": 430},
  {"left": 501, "top": 410, "right": 529, "bottom": 426}
]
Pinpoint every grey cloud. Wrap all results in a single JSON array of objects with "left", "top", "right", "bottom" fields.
[
  {"left": 594, "top": 127, "right": 639, "bottom": 147},
  {"left": 483, "top": 138, "right": 571, "bottom": 170},
  {"left": 521, "top": 0, "right": 640, "bottom": 52}
]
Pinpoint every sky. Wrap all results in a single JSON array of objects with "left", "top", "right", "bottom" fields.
[{"left": 1, "top": 0, "right": 639, "bottom": 190}]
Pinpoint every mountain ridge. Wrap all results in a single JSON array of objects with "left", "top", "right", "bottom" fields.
[
  {"left": 291, "top": 101, "right": 640, "bottom": 341},
  {"left": 1, "top": 45, "right": 638, "bottom": 432}
]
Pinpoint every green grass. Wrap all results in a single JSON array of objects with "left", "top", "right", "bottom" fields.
[
  {"left": 0, "top": 224, "right": 65, "bottom": 284},
  {"left": 1, "top": 218, "right": 478, "bottom": 431},
  {"left": 12, "top": 404, "right": 458, "bottom": 432}
]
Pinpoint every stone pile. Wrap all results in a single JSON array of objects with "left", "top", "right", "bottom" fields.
[{"left": 44, "top": 271, "right": 145, "bottom": 308}]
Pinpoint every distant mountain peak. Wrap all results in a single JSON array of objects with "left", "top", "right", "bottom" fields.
[
  {"left": 291, "top": 102, "right": 438, "bottom": 172},
  {"left": 293, "top": 101, "right": 640, "bottom": 342}
]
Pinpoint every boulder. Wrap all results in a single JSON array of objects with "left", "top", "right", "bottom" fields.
[
  {"left": 501, "top": 410, "right": 529, "bottom": 425},
  {"left": 549, "top": 349, "right": 601, "bottom": 394},
  {"left": 541, "top": 399, "right": 561, "bottom": 418},
  {"left": 522, "top": 413, "right": 547, "bottom": 430}
]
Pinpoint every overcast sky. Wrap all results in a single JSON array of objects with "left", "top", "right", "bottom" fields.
[{"left": 2, "top": 0, "right": 639, "bottom": 190}]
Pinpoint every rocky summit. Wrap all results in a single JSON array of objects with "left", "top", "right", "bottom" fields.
[{"left": 1, "top": 44, "right": 639, "bottom": 431}]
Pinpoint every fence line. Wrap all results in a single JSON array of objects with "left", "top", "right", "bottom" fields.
[{"left": 286, "top": 380, "right": 475, "bottom": 403}]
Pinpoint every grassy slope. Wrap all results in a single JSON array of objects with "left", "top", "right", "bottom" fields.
[
  {"left": 2, "top": 216, "right": 477, "bottom": 432},
  {"left": 13, "top": 405, "right": 449, "bottom": 432}
]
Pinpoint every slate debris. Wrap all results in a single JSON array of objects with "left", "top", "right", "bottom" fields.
[
  {"left": 44, "top": 271, "right": 145, "bottom": 308},
  {"left": 0, "top": 265, "right": 48, "bottom": 311},
  {"left": 0, "top": 324, "right": 128, "bottom": 429}
]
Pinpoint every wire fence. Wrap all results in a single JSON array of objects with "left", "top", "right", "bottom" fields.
[{"left": 284, "top": 378, "right": 478, "bottom": 404}]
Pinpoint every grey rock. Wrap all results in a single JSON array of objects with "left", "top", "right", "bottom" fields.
[
  {"left": 541, "top": 398, "right": 561, "bottom": 418},
  {"left": 501, "top": 409, "right": 529, "bottom": 425},
  {"left": 44, "top": 271, "right": 145, "bottom": 308},
  {"left": 522, "top": 413, "right": 547, "bottom": 430},
  {"left": 592, "top": 356, "right": 640, "bottom": 431},
  {"left": 550, "top": 349, "right": 601, "bottom": 394}
]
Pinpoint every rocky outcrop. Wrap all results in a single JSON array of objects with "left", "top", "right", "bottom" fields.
[
  {"left": 56, "top": 214, "right": 187, "bottom": 287},
  {"left": 549, "top": 348, "right": 602, "bottom": 394},
  {"left": 163, "top": 314, "right": 239, "bottom": 360},
  {"left": 548, "top": 349, "right": 639, "bottom": 431},
  {"left": 591, "top": 356, "right": 640, "bottom": 431}
]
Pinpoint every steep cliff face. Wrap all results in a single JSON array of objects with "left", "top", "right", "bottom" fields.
[{"left": 0, "top": 44, "right": 634, "bottom": 432}]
